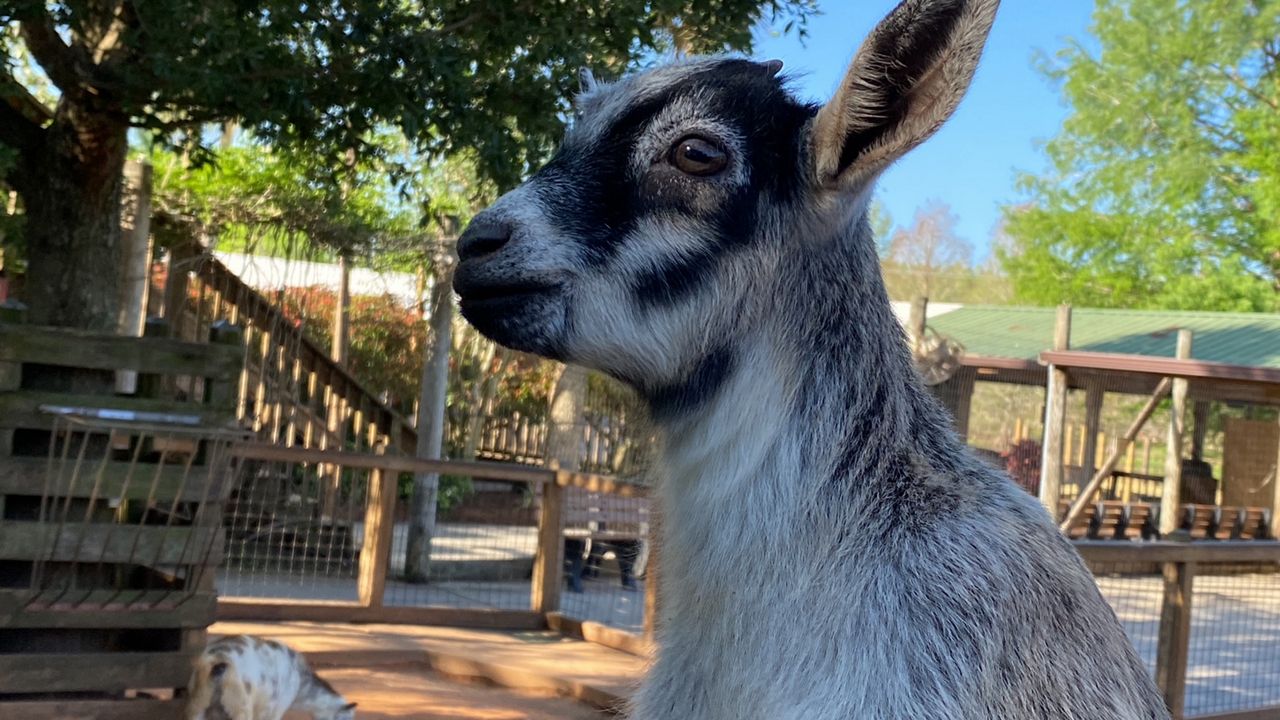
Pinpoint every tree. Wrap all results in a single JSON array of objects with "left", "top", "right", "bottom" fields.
[
  {"left": 868, "top": 197, "right": 894, "bottom": 259},
  {"left": 0, "top": 0, "right": 814, "bottom": 330},
  {"left": 882, "top": 199, "right": 974, "bottom": 300},
  {"left": 1000, "top": 0, "right": 1280, "bottom": 312}
]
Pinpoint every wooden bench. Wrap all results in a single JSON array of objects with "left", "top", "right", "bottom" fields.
[
  {"left": 562, "top": 487, "right": 649, "bottom": 592},
  {"left": 1119, "top": 503, "right": 1159, "bottom": 541},
  {"left": 1059, "top": 500, "right": 1099, "bottom": 540}
]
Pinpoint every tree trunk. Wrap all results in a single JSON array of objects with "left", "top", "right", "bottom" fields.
[
  {"left": 404, "top": 268, "right": 455, "bottom": 583},
  {"left": 20, "top": 104, "right": 129, "bottom": 331}
]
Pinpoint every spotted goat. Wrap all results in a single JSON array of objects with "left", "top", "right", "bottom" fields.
[
  {"left": 453, "top": 0, "right": 1169, "bottom": 717},
  {"left": 185, "top": 635, "right": 357, "bottom": 720}
]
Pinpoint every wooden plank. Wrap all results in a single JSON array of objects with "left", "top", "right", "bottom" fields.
[
  {"left": 231, "top": 441, "right": 555, "bottom": 484},
  {"left": 1187, "top": 708, "right": 1280, "bottom": 720},
  {"left": 1073, "top": 540, "right": 1280, "bottom": 565},
  {"left": 1039, "top": 349, "right": 1280, "bottom": 386},
  {"left": 546, "top": 611, "right": 651, "bottom": 658},
  {"left": 0, "top": 391, "right": 235, "bottom": 430},
  {"left": 0, "top": 457, "right": 220, "bottom": 502},
  {"left": 1155, "top": 560, "right": 1194, "bottom": 718},
  {"left": 0, "top": 323, "right": 241, "bottom": 380},
  {"left": 1161, "top": 330, "right": 1194, "bottom": 536},
  {"left": 0, "top": 590, "right": 216, "bottom": 629},
  {"left": 214, "top": 600, "right": 546, "bottom": 629},
  {"left": 0, "top": 651, "right": 195, "bottom": 693},
  {"left": 1039, "top": 304, "right": 1071, "bottom": 515},
  {"left": 531, "top": 480, "right": 564, "bottom": 614},
  {"left": 357, "top": 466, "right": 395, "bottom": 608},
  {"left": 0, "top": 522, "right": 223, "bottom": 565},
  {"left": 0, "top": 698, "right": 184, "bottom": 720}
]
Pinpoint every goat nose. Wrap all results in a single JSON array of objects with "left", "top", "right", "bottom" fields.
[{"left": 456, "top": 219, "right": 513, "bottom": 261}]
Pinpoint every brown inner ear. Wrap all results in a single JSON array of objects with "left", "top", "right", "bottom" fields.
[{"left": 835, "top": 6, "right": 964, "bottom": 173}]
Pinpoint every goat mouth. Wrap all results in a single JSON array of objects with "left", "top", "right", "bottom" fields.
[{"left": 454, "top": 278, "right": 563, "bottom": 306}]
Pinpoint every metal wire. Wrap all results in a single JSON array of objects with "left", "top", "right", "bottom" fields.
[
  {"left": 25, "top": 411, "right": 243, "bottom": 611},
  {"left": 1184, "top": 566, "right": 1280, "bottom": 716}
]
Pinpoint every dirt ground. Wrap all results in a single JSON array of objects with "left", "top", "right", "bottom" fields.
[{"left": 286, "top": 663, "right": 611, "bottom": 720}]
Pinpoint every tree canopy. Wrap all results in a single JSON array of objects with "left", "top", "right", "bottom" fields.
[
  {"left": 1000, "top": 0, "right": 1280, "bottom": 312},
  {"left": 0, "top": 0, "right": 814, "bottom": 328}
]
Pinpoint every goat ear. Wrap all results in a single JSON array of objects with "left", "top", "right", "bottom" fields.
[{"left": 811, "top": 0, "right": 999, "bottom": 190}]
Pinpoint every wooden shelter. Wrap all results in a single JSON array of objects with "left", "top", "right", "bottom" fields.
[{"left": 0, "top": 311, "right": 244, "bottom": 718}]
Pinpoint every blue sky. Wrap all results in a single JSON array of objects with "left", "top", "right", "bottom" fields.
[{"left": 752, "top": 1, "right": 1095, "bottom": 262}]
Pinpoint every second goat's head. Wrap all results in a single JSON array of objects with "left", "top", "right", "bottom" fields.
[{"left": 455, "top": 0, "right": 999, "bottom": 416}]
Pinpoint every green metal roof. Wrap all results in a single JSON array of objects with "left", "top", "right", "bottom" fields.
[{"left": 927, "top": 306, "right": 1280, "bottom": 369}]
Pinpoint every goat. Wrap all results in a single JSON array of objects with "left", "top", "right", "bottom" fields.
[
  {"left": 185, "top": 635, "right": 357, "bottom": 720},
  {"left": 453, "top": 1, "right": 1170, "bottom": 717}
]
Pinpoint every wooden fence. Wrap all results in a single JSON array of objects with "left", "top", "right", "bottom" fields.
[{"left": 213, "top": 443, "right": 1280, "bottom": 720}]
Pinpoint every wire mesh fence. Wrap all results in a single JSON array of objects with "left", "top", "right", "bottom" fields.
[
  {"left": 558, "top": 485, "right": 651, "bottom": 633},
  {"left": 1088, "top": 562, "right": 1165, "bottom": 678},
  {"left": 17, "top": 411, "right": 243, "bottom": 612},
  {"left": 218, "top": 455, "right": 371, "bottom": 601},
  {"left": 1185, "top": 567, "right": 1280, "bottom": 716},
  {"left": 382, "top": 477, "right": 540, "bottom": 612}
]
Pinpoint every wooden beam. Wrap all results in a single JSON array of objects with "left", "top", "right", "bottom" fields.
[
  {"left": 1273, "top": 413, "right": 1280, "bottom": 541},
  {"left": 1060, "top": 378, "right": 1171, "bottom": 533},
  {"left": 357, "top": 465, "right": 396, "bottom": 608},
  {"left": 1039, "top": 304, "right": 1072, "bottom": 515},
  {"left": 907, "top": 296, "right": 928, "bottom": 356},
  {"left": 0, "top": 457, "right": 217, "bottom": 502},
  {"left": 531, "top": 479, "right": 564, "bottom": 614},
  {"left": 0, "top": 699, "right": 184, "bottom": 720},
  {"left": 1154, "top": 560, "right": 1194, "bottom": 719},
  {"left": 0, "top": 390, "right": 235, "bottom": 430},
  {"left": 1072, "top": 540, "right": 1280, "bottom": 565},
  {"left": 1161, "top": 330, "right": 1193, "bottom": 536},
  {"left": 0, "top": 591, "right": 216, "bottom": 628},
  {"left": 0, "top": 651, "right": 194, "bottom": 693},
  {"left": 214, "top": 600, "right": 546, "bottom": 630},
  {"left": 1082, "top": 383, "right": 1105, "bottom": 481},
  {"left": 1038, "top": 350, "right": 1280, "bottom": 386},
  {"left": 0, "top": 522, "right": 222, "bottom": 565},
  {"left": 230, "top": 441, "right": 556, "bottom": 484},
  {"left": 546, "top": 611, "right": 651, "bottom": 658}
]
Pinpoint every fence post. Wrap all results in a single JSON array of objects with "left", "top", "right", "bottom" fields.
[
  {"left": 1273, "top": 413, "right": 1280, "bottom": 540},
  {"left": 531, "top": 473, "right": 565, "bottom": 614},
  {"left": 1160, "top": 330, "right": 1193, "bottom": 536},
  {"left": 1154, "top": 560, "right": 1194, "bottom": 719},
  {"left": 1039, "top": 304, "right": 1072, "bottom": 516},
  {"left": 0, "top": 300, "right": 24, "bottom": 458},
  {"left": 357, "top": 459, "right": 397, "bottom": 608},
  {"left": 907, "top": 296, "right": 928, "bottom": 356},
  {"left": 207, "top": 320, "right": 245, "bottom": 418},
  {"left": 644, "top": 540, "right": 659, "bottom": 643}
]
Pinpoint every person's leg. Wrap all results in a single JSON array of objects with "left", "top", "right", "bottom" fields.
[
  {"left": 564, "top": 538, "right": 586, "bottom": 592},
  {"left": 616, "top": 540, "right": 641, "bottom": 589}
]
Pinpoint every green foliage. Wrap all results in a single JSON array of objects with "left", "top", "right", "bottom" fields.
[
  {"left": 3, "top": 1, "right": 815, "bottom": 191},
  {"left": 280, "top": 287, "right": 426, "bottom": 410},
  {"left": 1002, "top": 0, "right": 1280, "bottom": 311},
  {"left": 149, "top": 144, "right": 418, "bottom": 257}
]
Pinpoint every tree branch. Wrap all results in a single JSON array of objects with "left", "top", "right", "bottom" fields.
[
  {"left": 0, "top": 72, "right": 49, "bottom": 166},
  {"left": 18, "top": 12, "right": 89, "bottom": 94}
]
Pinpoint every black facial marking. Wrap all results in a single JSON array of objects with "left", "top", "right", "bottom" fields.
[
  {"left": 643, "top": 345, "right": 735, "bottom": 421},
  {"left": 539, "top": 59, "right": 815, "bottom": 279},
  {"left": 631, "top": 246, "right": 719, "bottom": 309}
]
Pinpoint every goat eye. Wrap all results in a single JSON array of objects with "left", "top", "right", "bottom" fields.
[{"left": 669, "top": 136, "right": 727, "bottom": 176}]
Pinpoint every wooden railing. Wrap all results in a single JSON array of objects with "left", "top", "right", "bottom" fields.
[
  {"left": 171, "top": 253, "right": 417, "bottom": 455},
  {"left": 215, "top": 442, "right": 1280, "bottom": 719},
  {"left": 217, "top": 442, "right": 655, "bottom": 648}
]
